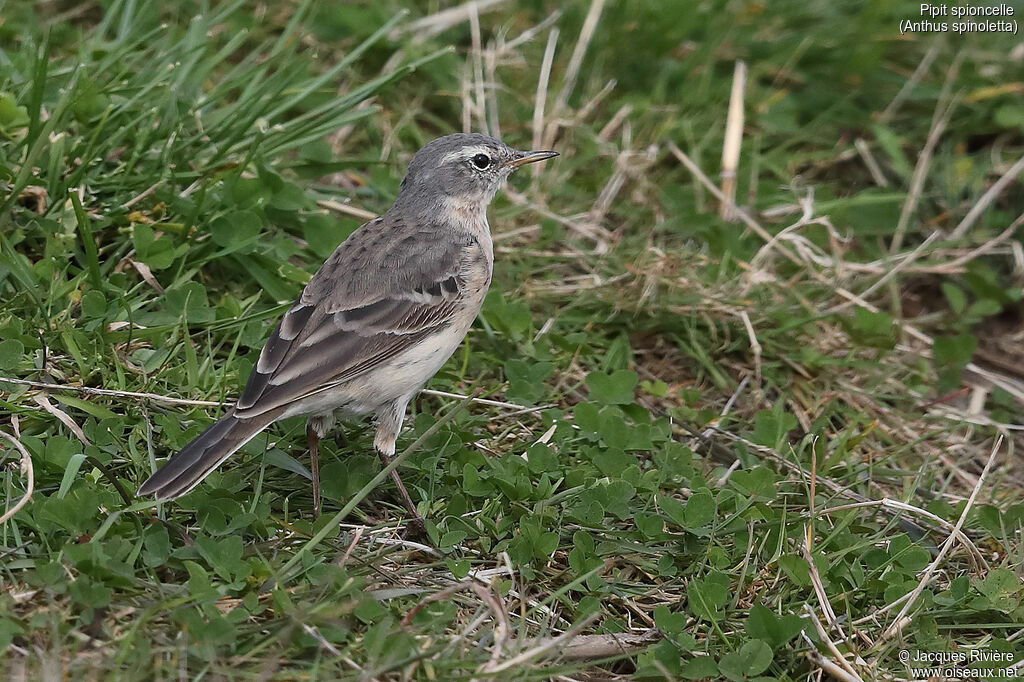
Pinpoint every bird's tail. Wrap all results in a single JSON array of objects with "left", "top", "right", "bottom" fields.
[{"left": 136, "top": 409, "right": 278, "bottom": 500}]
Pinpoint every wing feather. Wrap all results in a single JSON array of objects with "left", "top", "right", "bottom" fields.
[{"left": 235, "top": 214, "right": 473, "bottom": 418}]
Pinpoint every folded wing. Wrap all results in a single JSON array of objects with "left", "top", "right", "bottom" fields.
[{"left": 235, "top": 215, "right": 472, "bottom": 419}]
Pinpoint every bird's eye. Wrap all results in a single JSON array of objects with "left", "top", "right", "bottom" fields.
[{"left": 471, "top": 153, "right": 491, "bottom": 170}]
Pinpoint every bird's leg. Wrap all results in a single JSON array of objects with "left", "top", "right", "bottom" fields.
[
  {"left": 306, "top": 422, "right": 321, "bottom": 519},
  {"left": 376, "top": 447, "right": 421, "bottom": 523},
  {"left": 374, "top": 400, "right": 424, "bottom": 535}
]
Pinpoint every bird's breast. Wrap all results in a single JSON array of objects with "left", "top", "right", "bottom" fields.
[{"left": 459, "top": 230, "right": 493, "bottom": 309}]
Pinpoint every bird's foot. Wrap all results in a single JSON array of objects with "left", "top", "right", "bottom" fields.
[{"left": 400, "top": 515, "right": 428, "bottom": 541}]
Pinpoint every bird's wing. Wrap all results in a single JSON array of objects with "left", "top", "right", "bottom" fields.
[{"left": 234, "top": 213, "right": 476, "bottom": 419}]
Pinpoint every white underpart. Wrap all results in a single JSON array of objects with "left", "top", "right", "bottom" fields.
[{"left": 279, "top": 313, "right": 477, "bottom": 422}]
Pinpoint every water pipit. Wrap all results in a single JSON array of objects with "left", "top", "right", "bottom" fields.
[{"left": 137, "top": 133, "right": 557, "bottom": 529}]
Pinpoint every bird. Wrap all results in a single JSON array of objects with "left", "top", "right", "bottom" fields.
[{"left": 137, "top": 133, "right": 558, "bottom": 527}]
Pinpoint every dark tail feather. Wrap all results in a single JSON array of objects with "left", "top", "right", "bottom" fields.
[{"left": 137, "top": 410, "right": 276, "bottom": 500}]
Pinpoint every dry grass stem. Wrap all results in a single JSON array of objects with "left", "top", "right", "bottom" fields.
[
  {"left": 484, "top": 38, "right": 501, "bottom": 139},
  {"left": 854, "top": 138, "right": 889, "bottom": 187},
  {"left": 0, "top": 429, "right": 34, "bottom": 524},
  {"left": 949, "top": 153, "right": 1024, "bottom": 240},
  {"left": 532, "top": 27, "right": 559, "bottom": 179},
  {"left": 499, "top": 10, "right": 561, "bottom": 54},
  {"left": 483, "top": 611, "right": 601, "bottom": 673},
  {"left": 335, "top": 527, "right": 365, "bottom": 567},
  {"left": 467, "top": 1, "right": 488, "bottom": 134},
  {"left": 856, "top": 232, "right": 942, "bottom": 303},
  {"left": 803, "top": 528, "right": 839, "bottom": 627},
  {"left": 2, "top": 376, "right": 226, "bottom": 407},
  {"left": 393, "top": 0, "right": 507, "bottom": 42},
  {"left": 888, "top": 101, "right": 955, "bottom": 254},
  {"left": 697, "top": 425, "right": 945, "bottom": 541},
  {"left": 597, "top": 103, "right": 632, "bottom": 143},
  {"left": 589, "top": 144, "right": 634, "bottom": 225},
  {"left": 803, "top": 632, "right": 866, "bottom": 682},
  {"left": 316, "top": 198, "right": 377, "bottom": 222},
  {"left": 460, "top": 60, "right": 474, "bottom": 133},
  {"left": 543, "top": 0, "right": 606, "bottom": 149},
  {"left": 881, "top": 435, "right": 1005, "bottom": 641},
  {"left": 813, "top": 499, "right": 987, "bottom": 571},
  {"left": 738, "top": 310, "right": 761, "bottom": 384},
  {"left": 720, "top": 60, "right": 746, "bottom": 221},
  {"left": 889, "top": 53, "right": 962, "bottom": 253},
  {"left": 879, "top": 45, "right": 939, "bottom": 121},
  {"left": 504, "top": 188, "right": 614, "bottom": 247},
  {"left": 699, "top": 375, "right": 749, "bottom": 439},
  {"left": 0, "top": 376, "right": 538, "bottom": 413},
  {"left": 803, "top": 606, "right": 866, "bottom": 682},
  {"left": 826, "top": 286, "right": 1024, "bottom": 407},
  {"left": 129, "top": 259, "right": 165, "bottom": 294},
  {"left": 558, "top": 629, "right": 662, "bottom": 660},
  {"left": 668, "top": 141, "right": 804, "bottom": 268},
  {"left": 122, "top": 181, "right": 162, "bottom": 209},
  {"left": 572, "top": 78, "right": 616, "bottom": 127},
  {"left": 31, "top": 394, "right": 89, "bottom": 446}
]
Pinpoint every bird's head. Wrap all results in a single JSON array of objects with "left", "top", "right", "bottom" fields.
[{"left": 396, "top": 133, "right": 557, "bottom": 211}]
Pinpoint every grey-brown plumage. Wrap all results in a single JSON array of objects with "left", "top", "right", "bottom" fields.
[{"left": 137, "top": 134, "right": 557, "bottom": 520}]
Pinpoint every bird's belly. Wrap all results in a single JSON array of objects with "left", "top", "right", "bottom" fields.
[
  {"left": 348, "top": 325, "right": 469, "bottom": 404},
  {"left": 280, "top": 322, "right": 473, "bottom": 421}
]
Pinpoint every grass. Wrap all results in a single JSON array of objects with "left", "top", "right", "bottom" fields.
[{"left": 2, "top": 0, "right": 1024, "bottom": 679}]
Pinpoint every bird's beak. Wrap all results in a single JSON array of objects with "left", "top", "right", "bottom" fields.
[{"left": 505, "top": 150, "right": 559, "bottom": 168}]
